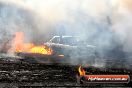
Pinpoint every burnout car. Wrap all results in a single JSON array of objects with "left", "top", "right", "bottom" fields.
[
  {"left": 16, "top": 36, "right": 97, "bottom": 64},
  {"left": 44, "top": 36, "right": 97, "bottom": 65}
]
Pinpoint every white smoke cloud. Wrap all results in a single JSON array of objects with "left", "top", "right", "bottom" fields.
[
  {"left": 0, "top": 0, "right": 132, "bottom": 67},
  {"left": 111, "top": 0, "right": 132, "bottom": 53}
]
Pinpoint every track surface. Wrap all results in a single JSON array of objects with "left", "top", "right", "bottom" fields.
[
  {"left": 0, "top": 62, "right": 78, "bottom": 87},
  {"left": 0, "top": 62, "right": 131, "bottom": 87}
]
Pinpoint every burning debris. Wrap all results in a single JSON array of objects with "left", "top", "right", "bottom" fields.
[{"left": 10, "top": 32, "right": 53, "bottom": 55}]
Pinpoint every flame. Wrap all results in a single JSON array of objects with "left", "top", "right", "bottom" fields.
[
  {"left": 78, "top": 66, "right": 86, "bottom": 76},
  {"left": 11, "top": 32, "right": 52, "bottom": 55},
  {"left": 29, "top": 45, "right": 52, "bottom": 55}
]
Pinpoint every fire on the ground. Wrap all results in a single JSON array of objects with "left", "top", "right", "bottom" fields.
[{"left": 10, "top": 32, "right": 53, "bottom": 55}]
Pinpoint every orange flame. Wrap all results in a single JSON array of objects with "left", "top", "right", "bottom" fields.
[
  {"left": 78, "top": 66, "right": 86, "bottom": 76},
  {"left": 11, "top": 32, "right": 52, "bottom": 55}
]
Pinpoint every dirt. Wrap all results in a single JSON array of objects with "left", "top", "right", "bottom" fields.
[{"left": 0, "top": 58, "right": 131, "bottom": 87}]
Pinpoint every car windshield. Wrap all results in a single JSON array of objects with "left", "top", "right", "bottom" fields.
[
  {"left": 50, "top": 36, "right": 86, "bottom": 46},
  {"left": 60, "top": 37, "right": 81, "bottom": 46}
]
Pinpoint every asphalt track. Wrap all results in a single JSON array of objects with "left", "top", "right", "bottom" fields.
[{"left": 0, "top": 61, "right": 131, "bottom": 87}]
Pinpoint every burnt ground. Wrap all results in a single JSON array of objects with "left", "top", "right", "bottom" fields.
[{"left": 0, "top": 57, "right": 132, "bottom": 87}]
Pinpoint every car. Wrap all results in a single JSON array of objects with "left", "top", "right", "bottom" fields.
[
  {"left": 16, "top": 36, "right": 97, "bottom": 65},
  {"left": 44, "top": 36, "right": 97, "bottom": 65}
]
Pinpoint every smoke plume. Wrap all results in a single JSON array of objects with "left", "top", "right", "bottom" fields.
[{"left": 0, "top": 0, "right": 132, "bottom": 68}]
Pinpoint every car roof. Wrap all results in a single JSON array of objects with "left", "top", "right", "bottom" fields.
[
  {"left": 52, "top": 36, "right": 79, "bottom": 38},
  {"left": 49, "top": 36, "right": 80, "bottom": 42}
]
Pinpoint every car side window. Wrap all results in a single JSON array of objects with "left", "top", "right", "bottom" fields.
[{"left": 61, "top": 37, "right": 77, "bottom": 46}]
